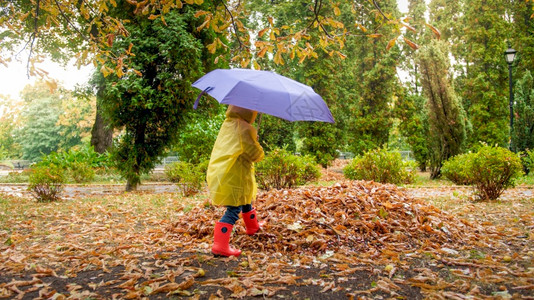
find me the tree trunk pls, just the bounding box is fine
[90,102,113,154]
[125,179,139,191]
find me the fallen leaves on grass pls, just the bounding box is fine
[0,180,532,299]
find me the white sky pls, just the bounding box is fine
[0,57,94,101]
[0,0,410,104]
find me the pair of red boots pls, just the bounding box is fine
[212,209,262,257]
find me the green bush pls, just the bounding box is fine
[468,146,523,200]
[28,164,65,202]
[173,109,225,164]
[38,144,110,183]
[164,161,206,196]
[442,153,473,185]
[69,161,96,183]
[520,149,534,175]
[343,148,416,185]
[0,169,31,184]
[255,148,321,190]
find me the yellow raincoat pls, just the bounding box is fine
[207,105,264,206]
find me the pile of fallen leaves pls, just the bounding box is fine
[169,180,489,257]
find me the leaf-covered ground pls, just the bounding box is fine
[0,177,533,299]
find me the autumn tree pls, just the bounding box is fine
[14,81,92,161]
[0,96,22,159]
[1,0,425,186]
[98,3,227,191]
[417,40,467,178]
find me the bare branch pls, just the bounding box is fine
[221,0,243,49]
[53,0,87,39]
[25,0,40,78]
[372,0,390,21]
[307,0,332,38]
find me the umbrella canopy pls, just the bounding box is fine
[192,68,334,123]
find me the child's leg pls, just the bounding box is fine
[241,204,253,214]
[220,206,242,225]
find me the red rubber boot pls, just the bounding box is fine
[212,222,241,257]
[242,209,264,235]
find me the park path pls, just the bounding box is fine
[0,183,179,199]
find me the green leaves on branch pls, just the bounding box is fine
[28,164,65,202]
[442,146,523,200]
[255,148,321,190]
[343,148,416,185]
[164,160,207,196]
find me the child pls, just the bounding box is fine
[206,105,265,257]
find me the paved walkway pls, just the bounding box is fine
[0,183,180,199]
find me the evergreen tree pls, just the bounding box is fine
[417,40,467,178]
[403,0,428,95]
[395,92,431,170]
[343,0,402,155]
[512,71,534,152]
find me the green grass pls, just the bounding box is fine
[515,173,534,185]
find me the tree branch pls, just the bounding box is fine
[372,0,390,21]
[53,0,87,39]
[25,0,40,78]
[221,0,243,49]
[307,0,332,38]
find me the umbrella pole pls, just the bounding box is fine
[256,113,262,131]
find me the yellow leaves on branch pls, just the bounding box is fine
[386,37,397,51]
[184,0,204,4]
[355,23,368,32]
[367,33,383,38]
[333,5,341,16]
[100,65,113,78]
[403,37,419,50]
[425,23,442,40]
[206,38,225,54]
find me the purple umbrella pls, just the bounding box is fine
[192,68,335,123]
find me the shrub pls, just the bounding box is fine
[0,169,31,184]
[28,164,65,202]
[343,148,416,185]
[255,148,321,190]
[442,153,473,185]
[173,109,225,164]
[40,144,110,169]
[520,149,534,175]
[164,161,206,196]
[69,161,95,183]
[39,145,110,183]
[468,146,523,200]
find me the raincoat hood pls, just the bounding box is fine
[226,105,258,124]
